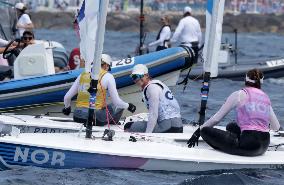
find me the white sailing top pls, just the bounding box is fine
[171,16,202,47]
[148,26,171,47]
[143,80,181,133]
[17,14,32,37]
[64,73,129,109]
[201,90,280,131]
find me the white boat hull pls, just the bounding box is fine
[0,133,283,172]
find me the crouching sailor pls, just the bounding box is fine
[125,64,183,133]
[63,54,136,126]
[188,69,280,156]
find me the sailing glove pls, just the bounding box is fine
[187,128,201,148]
[127,103,136,113]
[62,106,71,116]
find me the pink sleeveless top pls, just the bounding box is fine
[236,87,271,132]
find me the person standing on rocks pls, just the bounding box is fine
[170,6,202,63]
[147,16,172,51]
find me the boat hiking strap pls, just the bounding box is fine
[198,72,211,127]
[143,83,164,102]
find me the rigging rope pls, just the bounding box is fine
[178,44,205,92]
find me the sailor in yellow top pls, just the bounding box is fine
[63,54,136,126]
[76,69,108,110]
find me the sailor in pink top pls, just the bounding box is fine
[236,87,271,132]
[188,69,280,156]
[202,87,279,131]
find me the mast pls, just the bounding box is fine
[86,0,109,139]
[198,0,225,126]
[76,0,109,139]
[139,0,144,55]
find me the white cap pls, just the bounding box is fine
[101,54,112,65]
[15,2,25,10]
[132,64,148,75]
[184,6,192,14]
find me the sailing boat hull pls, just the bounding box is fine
[0,133,283,172]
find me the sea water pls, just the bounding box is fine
[0,30,283,185]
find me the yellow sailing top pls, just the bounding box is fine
[76,69,108,110]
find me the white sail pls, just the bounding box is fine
[203,0,225,77]
[77,0,109,77]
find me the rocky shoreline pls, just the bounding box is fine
[30,11,284,33]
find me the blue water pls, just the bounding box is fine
[34,29,284,61]
[1,29,284,185]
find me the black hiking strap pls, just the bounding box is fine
[143,83,164,102]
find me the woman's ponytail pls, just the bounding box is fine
[245,69,264,89]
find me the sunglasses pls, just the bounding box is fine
[23,36,33,41]
[130,74,144,81]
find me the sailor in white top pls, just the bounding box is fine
[148,16,172,51]
[15,3,34,37]
[125,64,183,133]
[171,6,202,63]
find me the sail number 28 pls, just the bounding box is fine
[111,57,134,68]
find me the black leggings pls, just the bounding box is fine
[200,123,270,156]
